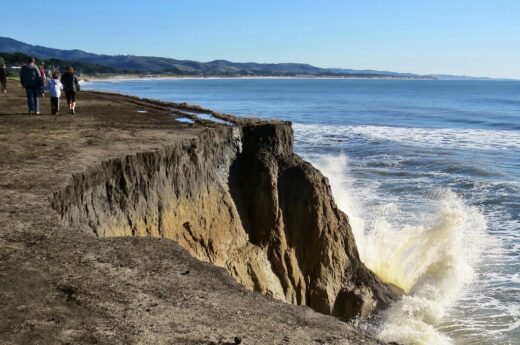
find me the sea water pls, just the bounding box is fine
[83,78,520,345]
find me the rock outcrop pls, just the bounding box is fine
[51,120,399,321]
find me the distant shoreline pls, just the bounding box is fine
[81,74,435,82]
[80,74,519,83]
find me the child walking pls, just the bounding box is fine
[47,71,63,115]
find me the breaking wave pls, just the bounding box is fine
[314,154,489,345]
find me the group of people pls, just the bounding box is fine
[19,57,80,115]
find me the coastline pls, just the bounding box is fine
[0,80,397,345]
[80,74,518,83]
[81,73,434,82]
[79,77,520,345]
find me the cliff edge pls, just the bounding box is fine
[0,81,398,344]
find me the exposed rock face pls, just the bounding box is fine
[51,121,399,321]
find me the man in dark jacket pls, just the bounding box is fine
[0,63,7,93]
[20,57,42,115]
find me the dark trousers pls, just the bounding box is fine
[65,90,76,104]
[51,97,60,114]
[25,88,39,113]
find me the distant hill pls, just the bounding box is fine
[0,51,116,74]
[326,68,420,78]
[0,37,510,79]
[425,74,514,81]
[0,37,426,77]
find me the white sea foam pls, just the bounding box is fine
[294,123,520,150]
[313,154,490,345]
[312,155,368,244]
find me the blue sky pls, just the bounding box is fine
[3,0,520,78]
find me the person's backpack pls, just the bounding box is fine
[21,65,42,88]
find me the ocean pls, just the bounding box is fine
[83,78,520,345]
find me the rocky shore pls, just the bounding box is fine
[0,80,399,344]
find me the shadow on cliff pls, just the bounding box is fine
[228,123,401,320]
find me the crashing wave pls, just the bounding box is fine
[314,154,489,345]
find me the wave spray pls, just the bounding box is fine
[314,154,488,345]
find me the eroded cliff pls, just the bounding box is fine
[50,119,399,321]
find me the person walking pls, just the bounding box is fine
[60,66,80,115]
[0,63,7,93]
[47,71,63,114]
[38,63,47,97]
[20,57,43,115]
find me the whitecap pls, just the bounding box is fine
[294,123,520,151]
